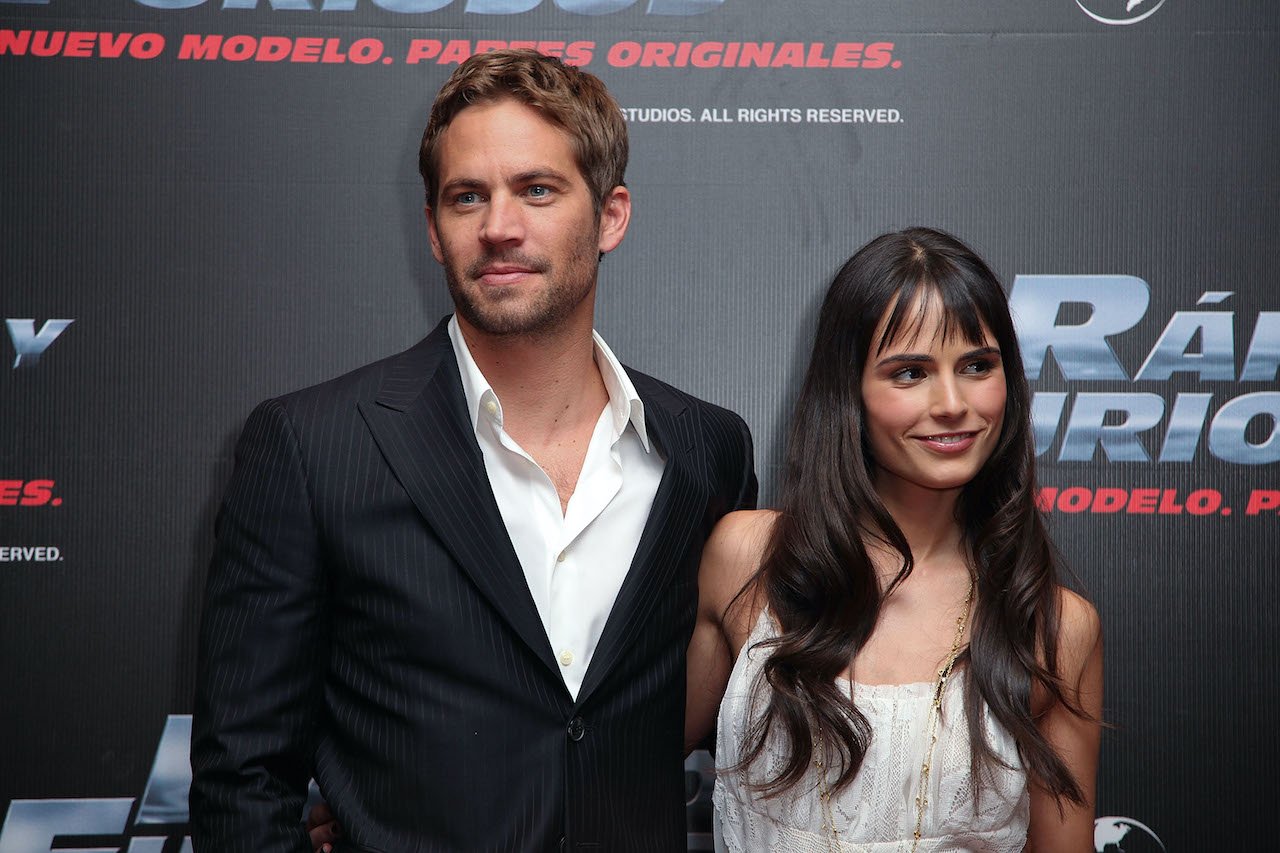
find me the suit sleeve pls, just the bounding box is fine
[731,414,759,512]
[191,398,325,853]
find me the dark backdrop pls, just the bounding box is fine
[3,1,1277,849]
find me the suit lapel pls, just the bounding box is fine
[357,320,559,678]
[575,378,708,707]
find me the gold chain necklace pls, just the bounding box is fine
[911,580,974,851]
[814,744,841,850]
[814,580,975,853]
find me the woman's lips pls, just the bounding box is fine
[912,431,979,453]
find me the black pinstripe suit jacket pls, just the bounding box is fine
[190,317,757,853]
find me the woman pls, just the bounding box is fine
[685,227,1102,851]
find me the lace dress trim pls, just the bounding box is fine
[713,612,1029,853]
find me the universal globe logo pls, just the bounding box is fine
[1094,816,1167,852]
[1076,0,1167,26]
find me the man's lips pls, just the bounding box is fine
[911,431,980,453]
[476,266,538,285]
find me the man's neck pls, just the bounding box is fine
[455,314,609,449]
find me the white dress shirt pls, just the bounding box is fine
[448,316,665,699]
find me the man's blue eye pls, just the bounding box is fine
[527,186,550,198]
[456,192,479,205]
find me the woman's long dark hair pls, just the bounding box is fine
[736,227,1087,805]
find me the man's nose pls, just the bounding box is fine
[480,194,524,246]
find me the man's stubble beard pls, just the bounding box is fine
[443,231,601,339]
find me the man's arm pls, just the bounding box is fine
[731,415,758,512]
[191,398,328,852]
[683,409,758,754]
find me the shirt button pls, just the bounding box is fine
[556,551,566,563]
[483,399,498,417]
[559,649,574,667]
[566,717,585,742]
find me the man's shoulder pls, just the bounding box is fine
[275,348,403,409]
[624,366,747,430]
[268,321,452,417]
[624,366,755,503]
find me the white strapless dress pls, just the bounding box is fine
[713,612,1029,853]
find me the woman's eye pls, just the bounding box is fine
[892,366,926,381]
[963,359,996,375]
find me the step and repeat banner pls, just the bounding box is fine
[2,1,1276,850]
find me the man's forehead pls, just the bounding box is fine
[437,100,579,168]
[443,97,568,143]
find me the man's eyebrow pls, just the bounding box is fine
[511,168,572,185]
[439,170,572,194]
[439,177,485,194]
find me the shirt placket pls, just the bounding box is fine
[548,412,623,696]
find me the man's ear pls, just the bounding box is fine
[596,186,631,255]
[426,204,444,264]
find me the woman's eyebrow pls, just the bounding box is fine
[873,353,933,368]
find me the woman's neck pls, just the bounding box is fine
[869,481,967,581]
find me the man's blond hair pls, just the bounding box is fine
[420,49,628,215]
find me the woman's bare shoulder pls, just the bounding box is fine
[707,509,778,553]
[1055,586,1103,682]
[699,510,778,631]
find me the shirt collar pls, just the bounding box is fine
[447,315,651,452]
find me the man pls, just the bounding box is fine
[191,49,756,852]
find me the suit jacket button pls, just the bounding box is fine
[567,717,585,741]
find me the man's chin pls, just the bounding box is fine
[456,304,556,338]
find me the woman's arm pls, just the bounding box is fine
[307,802,340,852]
[684,510,775,754]
[1025,588,1103,852]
